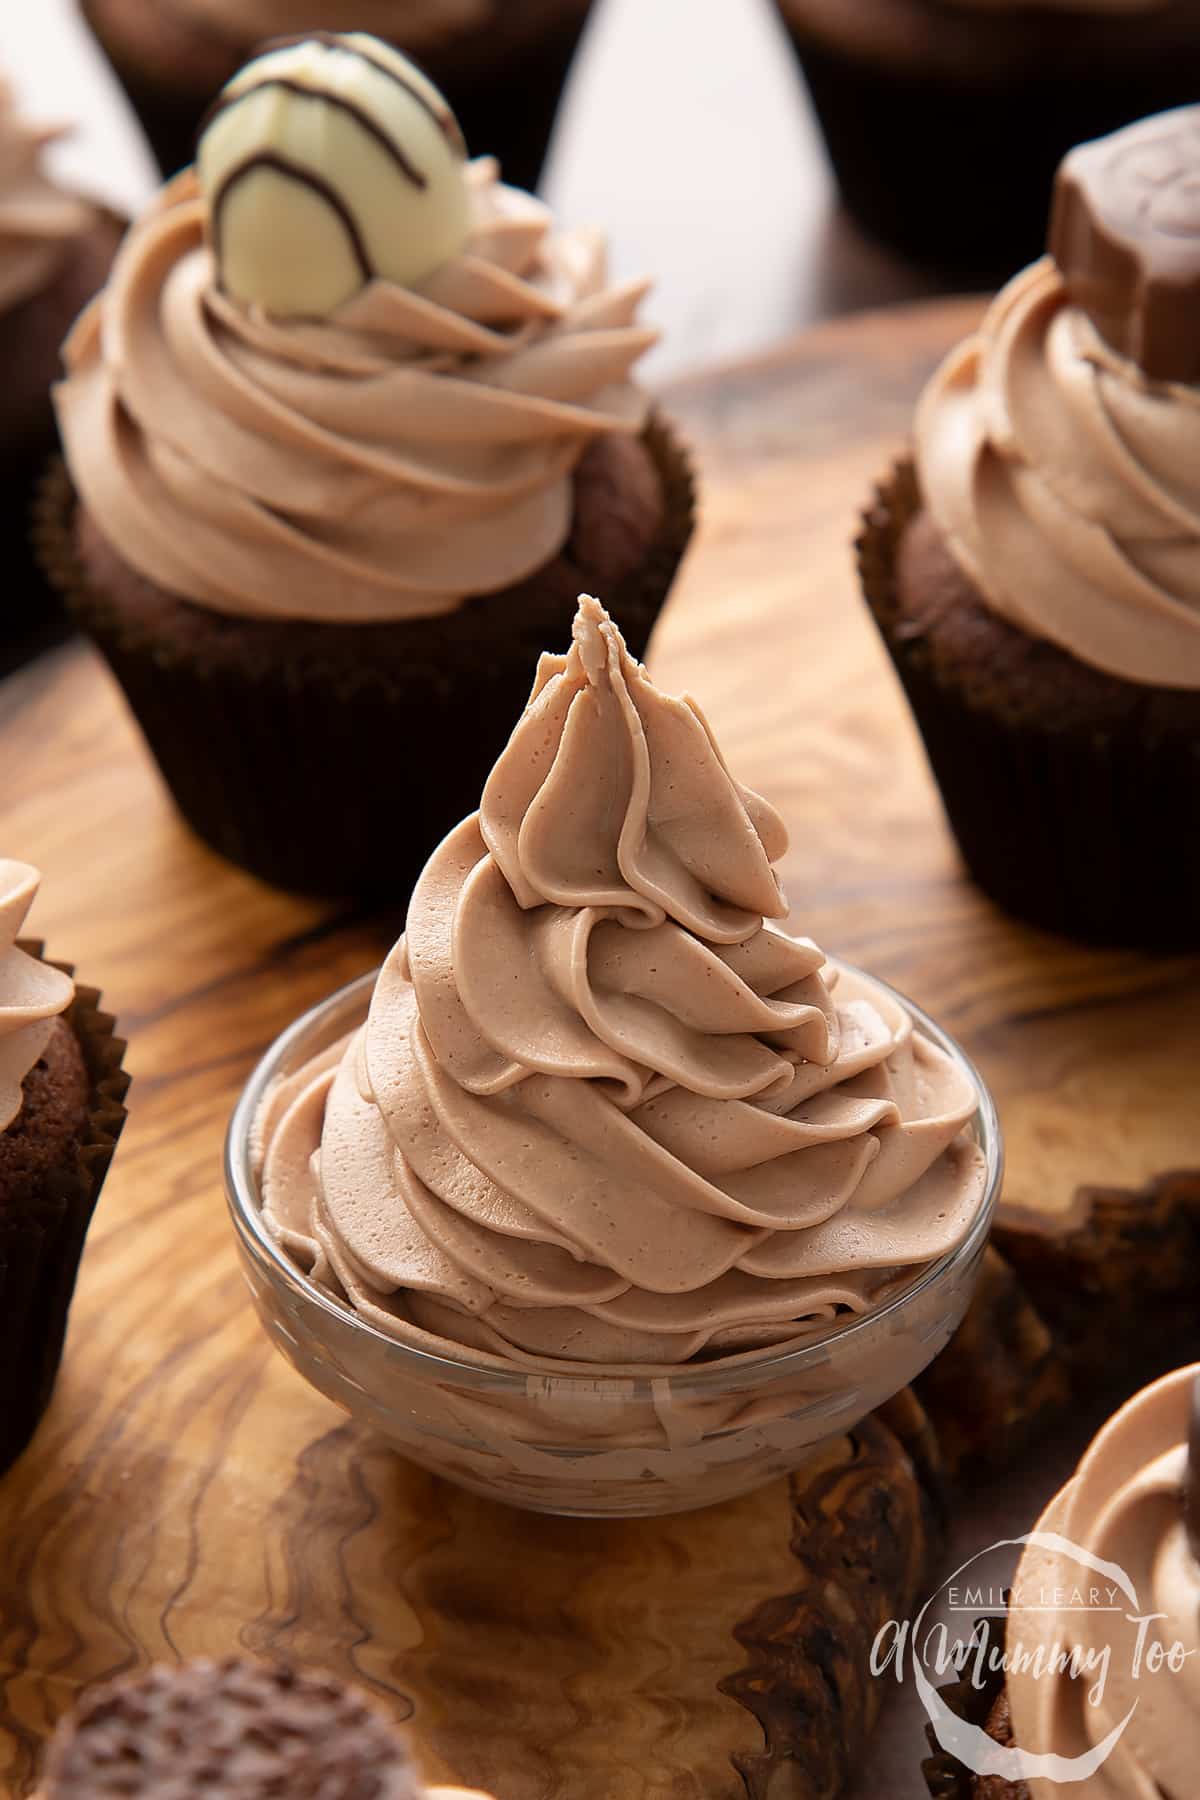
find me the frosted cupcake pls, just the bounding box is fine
[0,860,129,1475]
[43,34,691,897]
[34,1656,492,1798]
[0,78,121,675]
[229,596,999,1514]
[923,1362,1200,1797]
[859,107,1200,947]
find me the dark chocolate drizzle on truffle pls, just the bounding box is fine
[200,78,429,189]
[1050,104,1200,384]
[39,1657,420,1798]
[259,31,467,158]
[210,151,375,291]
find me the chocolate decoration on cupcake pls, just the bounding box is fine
[37,1658,423,1798]
[197,33,471,316]
[1050,104,1200,383]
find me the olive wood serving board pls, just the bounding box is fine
[2,297,1198,1800]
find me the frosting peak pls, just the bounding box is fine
[0,79,93,316]
[55,156,654,622]
[257,599,987,1370]
[0,861,75,1132]
[479,595,789,937]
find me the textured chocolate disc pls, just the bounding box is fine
[1049,105,1200,383]
[40,1657,420,1797]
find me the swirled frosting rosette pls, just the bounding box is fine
[0,860,74,1133]
[54,43,655,625]
[916,103,1200,690]
[256,597,988,1372]
[1004,1364,1200,1798]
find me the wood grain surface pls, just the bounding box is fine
[2,296,1199,1800]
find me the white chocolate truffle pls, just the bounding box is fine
[196,32,471,317]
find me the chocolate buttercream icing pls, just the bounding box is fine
[35,1656,491,1798]
[915,249,1200,688]
[0,861,74,1134]
[54,151,653,621]
[256,597,987,1371]
[1005,1363,1200,1799]
[0,78,94,317]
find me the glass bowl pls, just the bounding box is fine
[225,966,1002,1518]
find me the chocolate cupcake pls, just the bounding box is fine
[81,0,593,193]
[859,107,1200,948]
[34,1655,492,1797]
[0,859,129,1476]
[772,0,1200,280]
[43,34,692,899]
[0,79,122,677]
[922,1363,1200,1798]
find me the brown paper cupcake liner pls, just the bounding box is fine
[723,1400,945,1799]
[35,415,694,900]
[857,460,1200,949]
[995,1170,1200,1403]
[913,1246,1068,1485]
[2,945,130,1475]
[913,1170,1200,1488]
[921,1664,1018,1799]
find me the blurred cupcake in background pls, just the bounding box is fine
[41,33,692,898]
[858,106,1200,949]
[772,0,1200,279]
[80,0,595,193]
[0,76,122,677]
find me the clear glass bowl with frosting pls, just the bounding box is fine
[226,963,999,1517]
[224,595,1001,1517]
